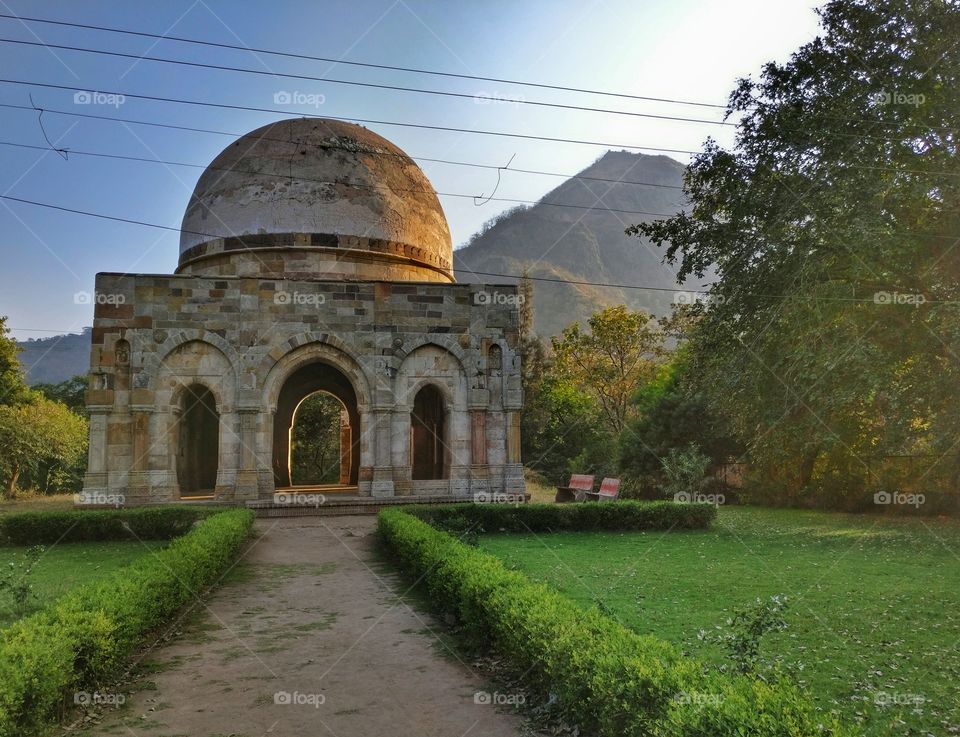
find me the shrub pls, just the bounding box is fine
[0,507,211,546]
[0,508,252,737]
[408,500,717,534]
[378,508,855,737]
[659,443,712,499]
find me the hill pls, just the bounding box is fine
[453,150,704,337]
[17,329,91,385]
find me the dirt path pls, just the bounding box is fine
[82,516,526,737]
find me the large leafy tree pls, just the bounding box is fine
[551,306,663,435]
[0,396,87,496]
[631,0,960,500]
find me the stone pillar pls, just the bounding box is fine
[80,407,110,502]
[469,409,489,499]
[471,410,487,466]
[369,407,395,497]
[126,405,153,505]
[235,408,261,501]
[390,407,411,496]
[504,410,526,496]
[339,409,352,486]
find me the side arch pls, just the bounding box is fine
[142,329,242,394]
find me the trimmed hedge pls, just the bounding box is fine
[408,499,717,533]
[0,507,214,546]
[0,508,253,737]
[378,507,855,737]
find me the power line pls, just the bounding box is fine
[0,36,735,127]
[0,12,729,110]
[0,110,685,190]
[3,134,955,243]
[2,97,957,184]
[0,14,946,143]
[0,139,680,218]
[0,78,704,156]
[1,193,954,304]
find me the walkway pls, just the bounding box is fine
[84,517,525,737]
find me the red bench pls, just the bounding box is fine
[584,477,620,502]
[554,474,595,503]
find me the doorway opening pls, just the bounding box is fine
[289,391,351,486]
[411,385,446,480]
[177,384,219,496]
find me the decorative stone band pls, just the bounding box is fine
[177,232,453,275]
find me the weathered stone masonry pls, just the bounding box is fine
[83,275,525,503]
[83,117,525,505]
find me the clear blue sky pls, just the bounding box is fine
[0,0,824,340]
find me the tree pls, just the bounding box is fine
[33,375,87,415]
[620,353,742,486]
[551,306,663,435]
[629,0,960,503]
[290,392,343,485]
[0,317,29,407]
[0,395,87,496]
[521,372,611,484]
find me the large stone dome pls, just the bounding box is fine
[177,118,454,281]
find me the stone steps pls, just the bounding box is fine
[246,493,528,517]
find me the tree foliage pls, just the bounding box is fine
[33,375,87,415]
[551,306,662,435]
[0,317,29,407]
[630,0,960,504]
[0,396,87,497]
[290,392,343,485]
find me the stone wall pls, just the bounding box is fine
[82,273,525,505]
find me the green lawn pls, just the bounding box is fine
[480,506,960,736]
[0,539,166,627]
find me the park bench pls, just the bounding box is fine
[583,477,620,502]
[554,474,595,503]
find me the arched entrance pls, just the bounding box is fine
[289,391,351,485]
[273,362,360,488]
[177,384,220,496]
[411,385,446,480]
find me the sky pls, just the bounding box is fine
[0,0,825,340]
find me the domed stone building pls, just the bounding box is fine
[82,119,525,506]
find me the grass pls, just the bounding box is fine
[480,505,960,737]
[0,493,76,514]
[0,539,166,627]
